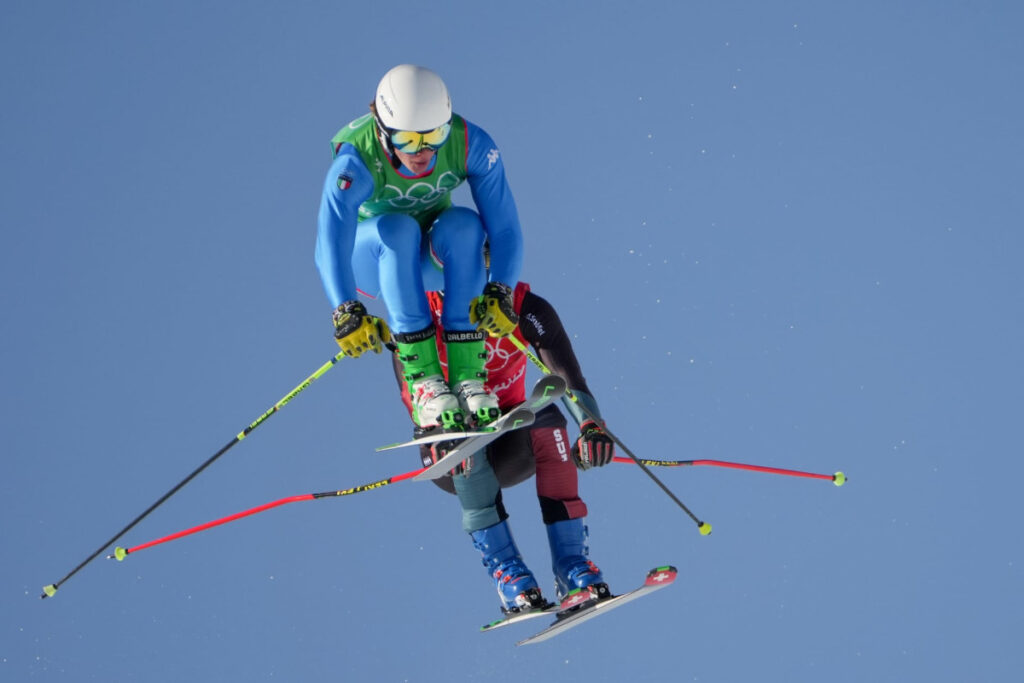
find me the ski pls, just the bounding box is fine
[412,407,535,480]
[516,566,678,646]
[480,602,560,633]
[411,375,567,482]
[376,427,494,451]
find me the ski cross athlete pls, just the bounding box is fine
[313,63,618,615]
[391,283,619,615]
[316,64,521,432]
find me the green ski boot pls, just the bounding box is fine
[445,330,499,426]
[394,327,462,429]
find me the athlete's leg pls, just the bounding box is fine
[531,417,607,601]
[455,445,544,611]
[353,214,432,334]
[532,422,588,523]
[451,452,507,533]
[425,206,487,331]
[426,206,496,424]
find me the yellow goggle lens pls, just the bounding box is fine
[390,123,452,154]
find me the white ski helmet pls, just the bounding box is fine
[374,64,451,132]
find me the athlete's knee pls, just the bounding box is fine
[461,489,509,533]
[435,206,484,234]
[430,207,485,257]
[453,457,500,508]
[374,214,422,254]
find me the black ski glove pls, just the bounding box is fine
[572,419,615,470]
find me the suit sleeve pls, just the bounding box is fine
[463,119,523,288]
[517,290,604,427]
[314,144,374,308]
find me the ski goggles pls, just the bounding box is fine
[389,122,452,154]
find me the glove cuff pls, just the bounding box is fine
[333,300,366,327]
[565,389,602,427]
[392,325,437,345]
[483,281,513,298]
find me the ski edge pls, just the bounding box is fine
[376,428,494,452]
[481,603,560,632]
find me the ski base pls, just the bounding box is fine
[515,566,677,646]
[480,602,559,633]
[411,375,566,481]
[376,427,494,452]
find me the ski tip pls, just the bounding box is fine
[41,584,58,599]
[534,374,567,399]
[833,471,846,487]
[112,547,128,561]
[698,521,712,536]
[645,566,678,586]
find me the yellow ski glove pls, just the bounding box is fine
[470,282,518,338]
[333,301,391,357]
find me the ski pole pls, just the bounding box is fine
[506,335,712,536]
[110,455,842,559]
[613,457,846,486]
[41,351,347,599]
[109,467,426,560]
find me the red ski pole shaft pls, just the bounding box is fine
[611,457,846,485]
[109,468,426,560]
[110,495,314,559]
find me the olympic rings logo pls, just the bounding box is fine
[378,171,462,210]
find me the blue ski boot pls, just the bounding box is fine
[546,518,611,609]
[471,520,547,614]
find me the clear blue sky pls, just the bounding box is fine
[3,2,1021,681]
